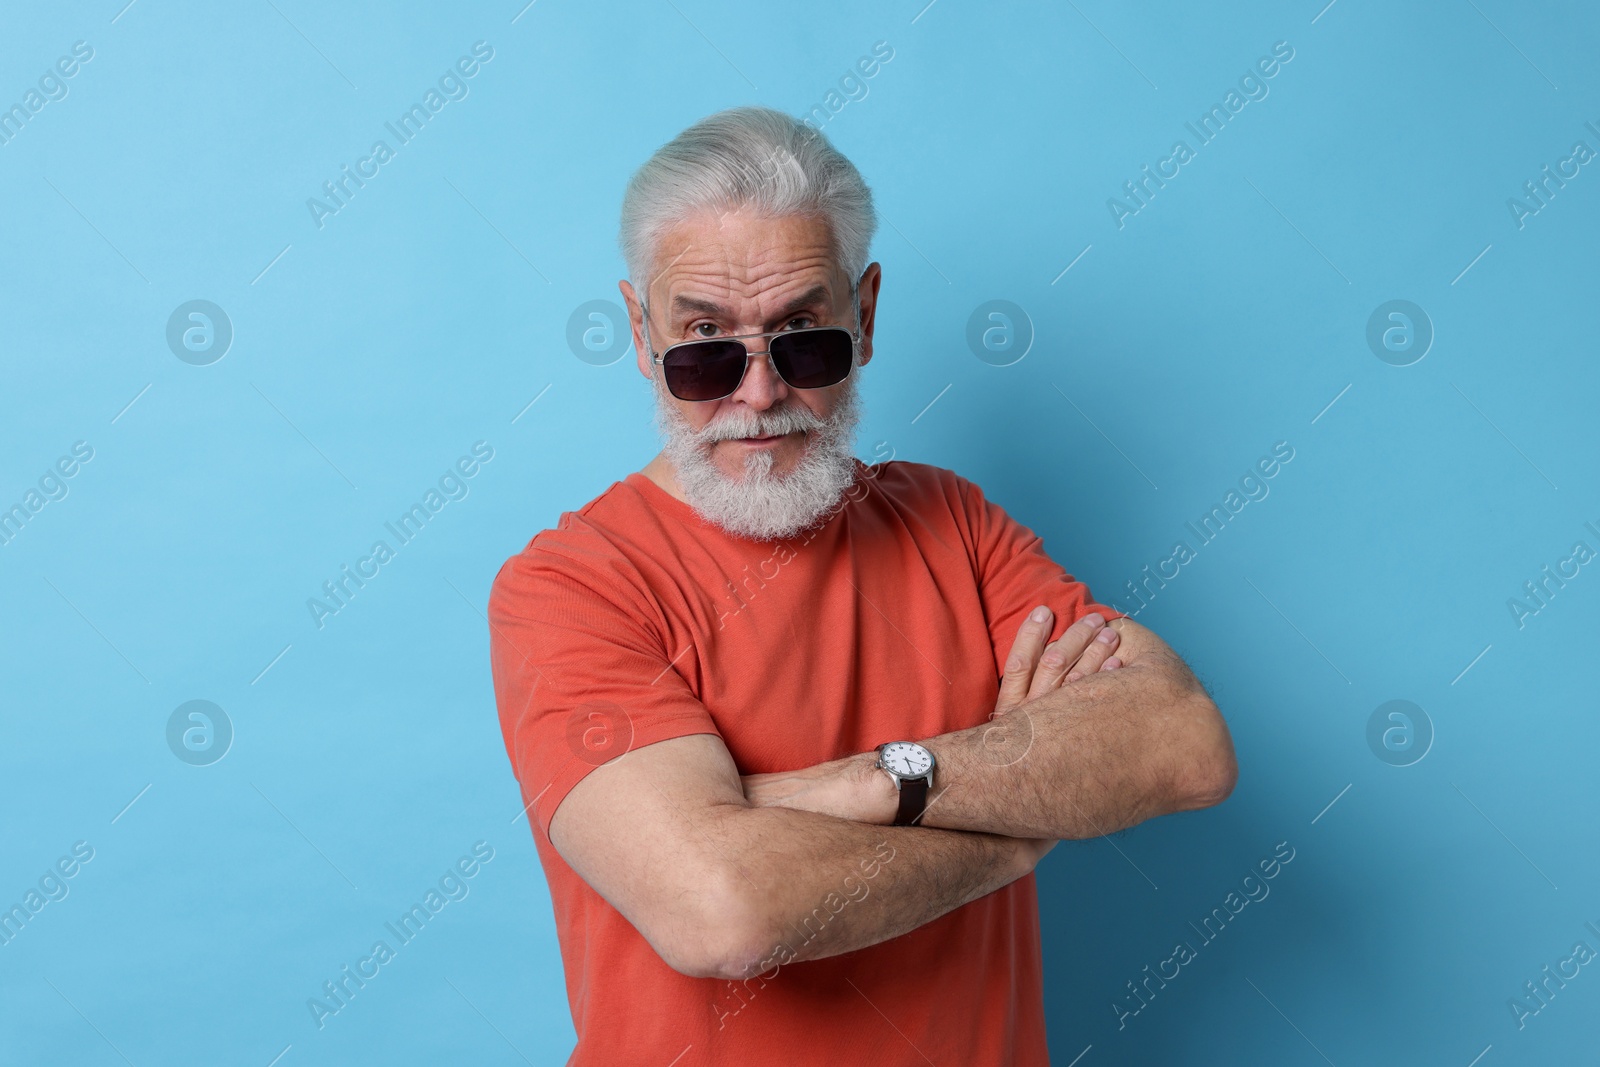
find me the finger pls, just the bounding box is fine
[1026,639,1074,698]
[1032,612,1105,692]
[1102,656,1123,670]
[1029,612,1109,698]
[996,605,1054,713]
[1074,624,1120,672]
[1063,625,1120,683]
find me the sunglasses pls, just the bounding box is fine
[644,308,860,402]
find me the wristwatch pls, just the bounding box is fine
[876,741,936,826]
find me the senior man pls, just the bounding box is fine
[488,105,1236,1065]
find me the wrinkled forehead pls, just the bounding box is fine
[646,208,849,326]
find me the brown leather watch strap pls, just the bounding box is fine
[893,775,929,826]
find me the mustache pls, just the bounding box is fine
[693,404,828,443]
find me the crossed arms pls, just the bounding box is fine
[546,607,1237,981]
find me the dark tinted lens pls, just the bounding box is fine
[771,329,853,389]
[662,340,747,401]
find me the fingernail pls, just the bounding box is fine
[1083,612,1104,627]
[1097,628,1117,643]
[1031,605,1052,624]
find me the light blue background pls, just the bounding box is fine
[2,1,1596,1064]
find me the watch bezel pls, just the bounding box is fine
[876,740,936,786]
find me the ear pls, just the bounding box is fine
[619,278,652,381]
[854,262,883,368]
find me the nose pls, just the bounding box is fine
[726,346,789,411]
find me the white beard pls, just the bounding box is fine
[650,368,863,542]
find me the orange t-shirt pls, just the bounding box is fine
[488,458,1123,1066]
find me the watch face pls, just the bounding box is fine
[880,741,933,778]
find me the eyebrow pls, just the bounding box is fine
[669,284,833,328]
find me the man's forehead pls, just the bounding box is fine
[649,210,842,313]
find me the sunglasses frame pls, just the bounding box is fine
[640,286,863,402]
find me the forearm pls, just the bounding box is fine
[746,647,1234,841]
[701,803,1035,977]
[917,656,1232,838]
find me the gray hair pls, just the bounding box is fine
[618,106,878,302]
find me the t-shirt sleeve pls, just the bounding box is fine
[487,539,721,840]
[954,474,1126,679]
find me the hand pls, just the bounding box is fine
[742,751,899,825]
[995,607,1121,715]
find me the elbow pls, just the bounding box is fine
[661,932,773,982]
[1172,694,1238,811]
[660,945,765,982]
[649,869,780,981]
